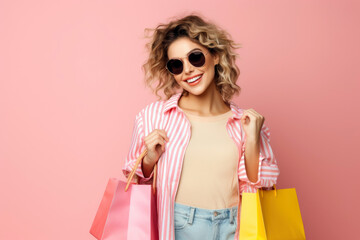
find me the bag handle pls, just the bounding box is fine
[259,184,277,198]
[125,148,157,194]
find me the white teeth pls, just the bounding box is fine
[187,75,202,83]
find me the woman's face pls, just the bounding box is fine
[167,37,219,96]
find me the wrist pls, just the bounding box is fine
[143,155,155,168]
[246,136,260,144]
[143,155,150,165]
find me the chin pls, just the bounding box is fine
[184,88,207,96]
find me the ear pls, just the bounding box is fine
[213,53,220,65]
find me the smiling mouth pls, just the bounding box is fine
[185,74,203,83]
[185,74,203,86]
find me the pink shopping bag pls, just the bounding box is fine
[90,149,159,240]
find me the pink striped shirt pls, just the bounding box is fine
[122,92,280,240]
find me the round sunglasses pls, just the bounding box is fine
[166,50,209,75]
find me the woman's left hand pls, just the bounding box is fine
[240,109,265,141]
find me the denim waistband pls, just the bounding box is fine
[174,202,238,224]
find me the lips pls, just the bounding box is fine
[183,74,203,82]
[186,74,202,86]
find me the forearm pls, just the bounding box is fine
[244,136,260,183]
[141,155,156,178]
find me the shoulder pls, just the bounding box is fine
[230,102,244,114]
[134,99,167,122]
[228,99,245,120]
[137,92,181,117]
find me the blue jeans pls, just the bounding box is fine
[174,202,238,240]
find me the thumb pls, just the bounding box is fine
[241,117,246,125]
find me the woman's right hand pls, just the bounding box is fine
[143,129,169,166]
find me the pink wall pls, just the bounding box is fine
[1,0,359,239]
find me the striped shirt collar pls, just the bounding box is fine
[163,92,242,120]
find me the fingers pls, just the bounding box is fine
[242,109,265,124]
[146,129,169,142]
[144,129,169,152]
[145,134,166,152]
[154,129,169,142]
[243,109,257,119]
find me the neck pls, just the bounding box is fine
[179,81,231,116]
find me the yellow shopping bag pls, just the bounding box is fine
[239,185,306,240]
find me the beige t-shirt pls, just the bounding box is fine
[174,109,239,210]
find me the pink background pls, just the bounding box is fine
[1,0,359,239]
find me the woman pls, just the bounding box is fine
[122,13,280,240]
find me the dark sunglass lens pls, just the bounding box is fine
[189,51,205,67]
[167,59,183,74]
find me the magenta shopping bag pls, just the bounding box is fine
[90,149,158,240]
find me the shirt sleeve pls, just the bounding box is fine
[121,110,154,184]
[238,123,280,194]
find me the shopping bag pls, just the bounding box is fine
[89,149,159,240]
[239,185,306,240]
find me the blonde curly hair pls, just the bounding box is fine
[142,13,242,103]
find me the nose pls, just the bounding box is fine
[183,59,194,75]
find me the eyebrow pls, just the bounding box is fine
[188,48,202,54]
[168,48,202,60]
